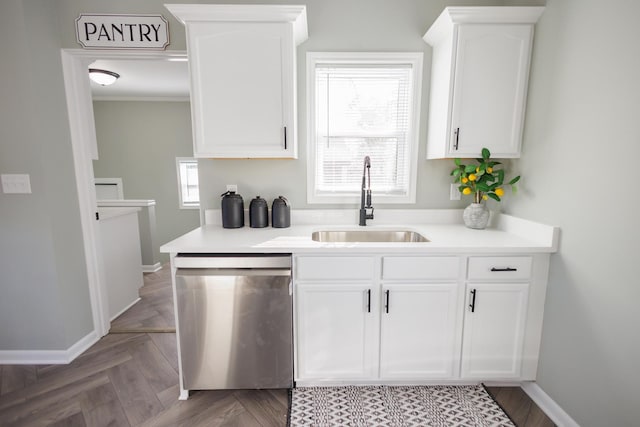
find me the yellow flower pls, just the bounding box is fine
[476,167,480,173]
[468,174,477,182]
[495,188,505,197]
[462,187,472,195]
[487,167,493,173]
[483,194,488,200]
[461,177,468,184]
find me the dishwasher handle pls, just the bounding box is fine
[176,268,291,277]
[174,254,291,269]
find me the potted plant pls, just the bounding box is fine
[451,148,520,229]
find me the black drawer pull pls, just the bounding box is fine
[366,289,371,313]
[454,127,460,150]
[384,289,390,313]
[284,126,287,150]
[491,267,517,272]
[469,289,477,313]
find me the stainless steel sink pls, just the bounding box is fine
[311,230,429,243]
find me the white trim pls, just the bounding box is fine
[445,6,544,24]
[483,381,523,387]
[175,157,200,209]
[165,4,308,45]
[306,52,422,205]
[61,48,188,343]
[93,95,190,102]
[61,49,110,338]
[62,48,188,61]
[142,262,163,273]
[0,330,99,365]
[521,382,581,427]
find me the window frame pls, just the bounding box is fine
[176,157,200,209]
[306,52,423,204]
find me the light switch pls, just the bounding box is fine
[1,174,32,194]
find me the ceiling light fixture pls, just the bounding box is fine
[88,68,120,86]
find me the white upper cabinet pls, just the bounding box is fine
[166,5,308,158]
[423,7,544,159]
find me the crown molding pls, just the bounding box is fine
[165,4,308,46]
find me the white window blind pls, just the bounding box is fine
[307,53,422,203]
[176,158,199,208]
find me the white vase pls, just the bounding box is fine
[463,203,490,229]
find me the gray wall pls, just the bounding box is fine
[506,0,639,425]
[0,0,92,350]
[92,101,200,261]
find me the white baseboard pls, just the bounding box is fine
[142,263,162,273]
[0,330,99,365]
[483,381,523,387]
[521,382,580,427]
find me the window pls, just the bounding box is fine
[176,158,200,209]
[307,52,423,203]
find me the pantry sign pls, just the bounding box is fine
[76,14,169,50]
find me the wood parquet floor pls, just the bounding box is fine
[110,265,175,333]
[0,332,288,426]
[0,265,555,427]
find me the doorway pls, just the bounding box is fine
[61,49,189,338]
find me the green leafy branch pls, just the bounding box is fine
[451,148,520,203]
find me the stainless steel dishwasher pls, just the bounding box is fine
[174,254,292,390]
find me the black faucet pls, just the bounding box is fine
[359,156,374,226]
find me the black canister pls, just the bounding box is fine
[271,196,290,228]
[249,196,269,228]
[221,191,244,228]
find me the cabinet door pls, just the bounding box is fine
[461,283,529,379]
[188,22,295,158]
[380,283,459,379]
[295,283,377,380]
[450,24,533,158]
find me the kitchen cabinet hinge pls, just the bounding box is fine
[95,212,99,221]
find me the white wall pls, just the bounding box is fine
[507,0,640,425]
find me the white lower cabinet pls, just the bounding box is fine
[461,283,529,379]
[379,283,459,379]
[295,283,377,380]
[294,254,546,385]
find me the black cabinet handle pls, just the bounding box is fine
[366,289,371,313]
[491,267,517,272]
[469,289,477,313]
[384,289,390,313]
[284,126,287,150]
[454,127,460,150]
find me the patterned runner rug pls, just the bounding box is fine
[288,385,514,426]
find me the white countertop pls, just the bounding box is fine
[161,210,559,254]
